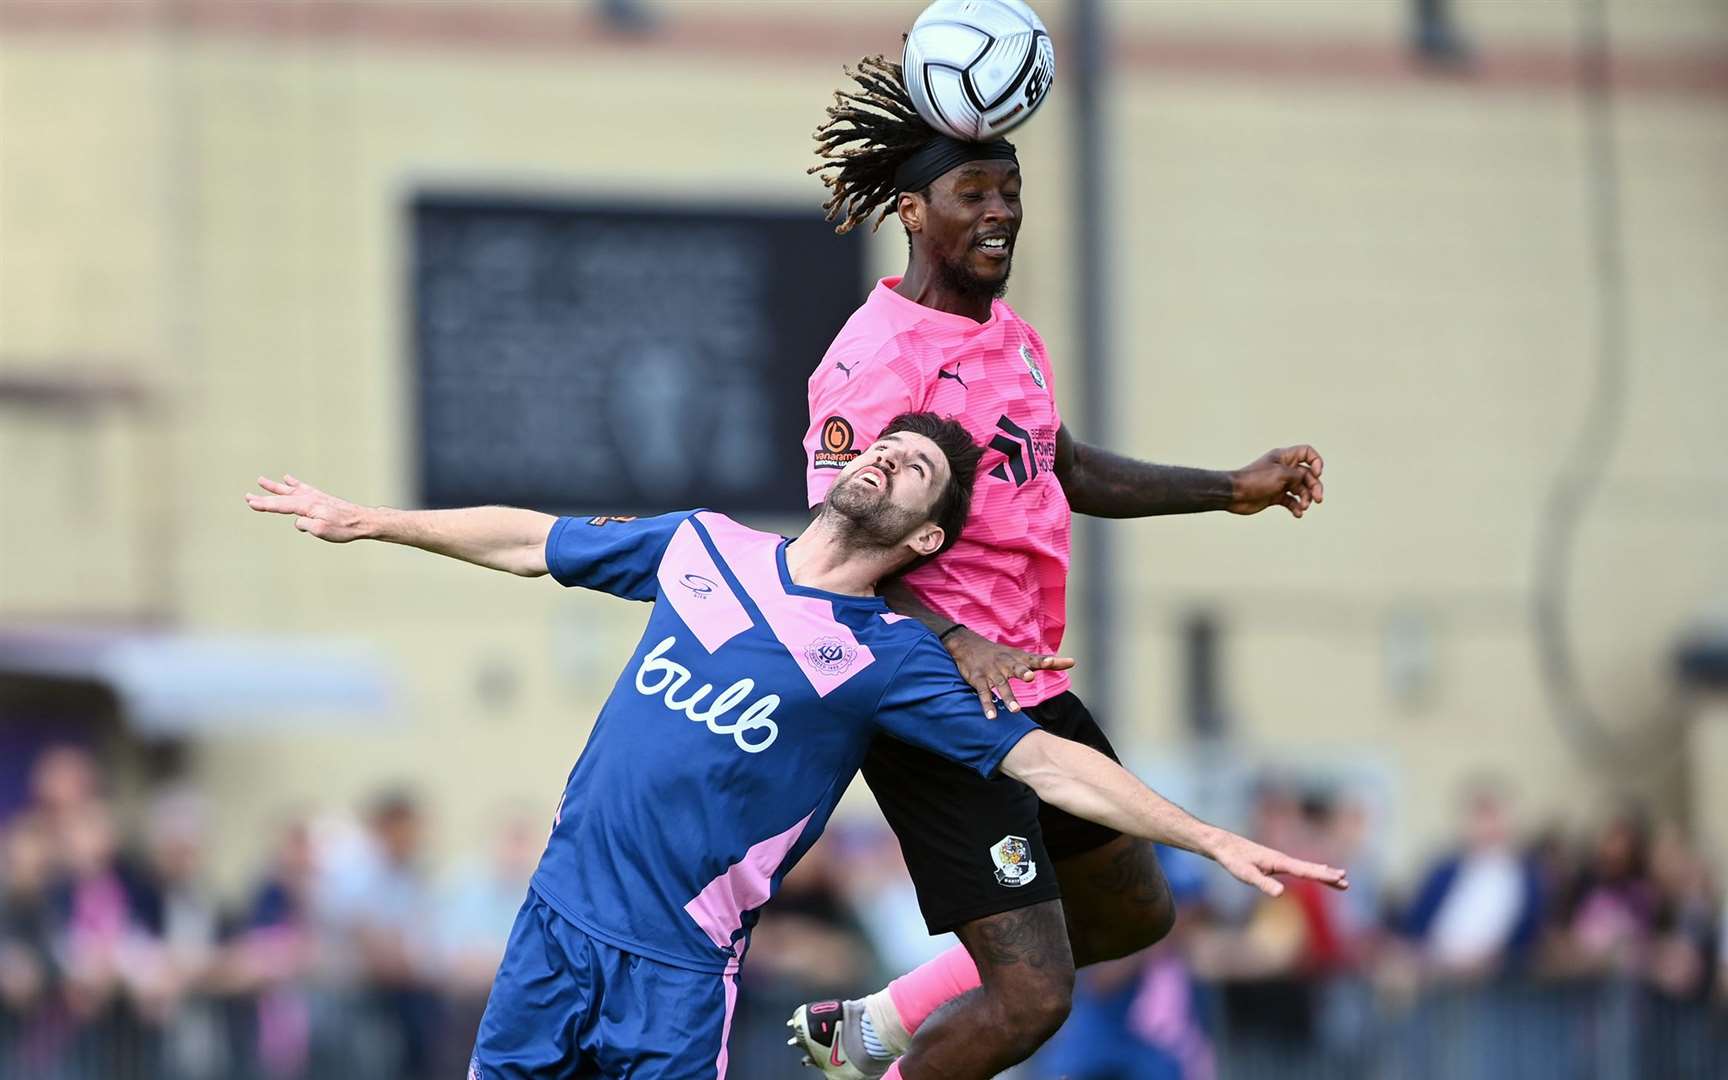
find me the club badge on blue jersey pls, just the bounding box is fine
[804,635,859,676]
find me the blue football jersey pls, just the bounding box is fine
[530,510,1037,973]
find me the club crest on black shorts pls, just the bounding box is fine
[990,834,1037,887]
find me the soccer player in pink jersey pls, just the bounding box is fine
[786,58,1333,1080]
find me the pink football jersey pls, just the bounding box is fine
[804,278,1071,706]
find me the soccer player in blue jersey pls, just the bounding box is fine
[246,412,1343,1079]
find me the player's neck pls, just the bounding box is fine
[894,262,994,324]
[787,515,898,598]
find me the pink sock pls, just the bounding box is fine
[883,1063,904,1080]
[886,943,981,1035]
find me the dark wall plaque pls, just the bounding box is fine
[412,194,865,516]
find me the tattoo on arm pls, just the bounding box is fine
[961,902,1073,971]
[1054,425,1233,518]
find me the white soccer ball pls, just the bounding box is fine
[902,0,1055,142]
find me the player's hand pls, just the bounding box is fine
[1208,832,1349,898]
[1228,445,1325,519]
[942,627,1075,720]
[244,475,372,543]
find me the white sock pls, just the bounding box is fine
[857,1011,891,1061]
[861,988,913,1059]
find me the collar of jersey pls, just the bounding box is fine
[775,539,890,610]
[875,276,1003,334]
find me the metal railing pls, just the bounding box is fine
[0,988,485,1080]
[1206,976,1728,1080]
[2,977,1723,1079]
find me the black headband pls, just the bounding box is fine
[893,136,1019,194]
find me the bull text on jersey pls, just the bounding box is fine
[633,636,781,753]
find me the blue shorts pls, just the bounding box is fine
[470,890,738,1079]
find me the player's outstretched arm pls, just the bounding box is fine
[1053,425,1325,520]
[1000,729,1348,898]
[245,474,556,577]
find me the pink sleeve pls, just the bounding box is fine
[803,348,921,508]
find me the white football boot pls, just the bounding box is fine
[786,998,890,1079]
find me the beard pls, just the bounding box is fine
[935,248,1012,304]
[824,473,925,550]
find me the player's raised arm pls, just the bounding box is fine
[245,474,555,576]
[1000,729,1349,898]
[1053,424,1326,520]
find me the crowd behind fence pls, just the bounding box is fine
[2,746,1724,1079]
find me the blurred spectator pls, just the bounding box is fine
[439,809,540,994]
[54,801,142,1020]
[27,745,102,821]
[19,745,105,868]
[1188,783,1358,1074]
[1193,784,1353,982]
[38,796,185,1079]
[0,815,71,1080]
[241,818,321,945]
[1400,778,1543,979]
[323,790,441,1079]
[131,791,224,1002]
[230,817,325,1079]
[1525,822,1581,937]
[1289,792,1360,974]
[1645,821,1716,1000]
[0,819,57,1017]
[107,789,230,1078]
[834,824,955,975]
[437,808,543,1072]
[1564,809,1657,974]
[1034,847,1216,1080]
[1327,794,1385,946]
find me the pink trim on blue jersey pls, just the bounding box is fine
[696,512,877,698]
[658,519,753,653]
[685,808,818,951]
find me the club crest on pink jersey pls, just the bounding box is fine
[1018,344,1045,389]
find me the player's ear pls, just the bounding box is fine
[897,191,923,235]
[909,522,943,559]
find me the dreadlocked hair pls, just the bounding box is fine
[810,54,938,235]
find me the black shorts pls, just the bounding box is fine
[861,691,1123,935]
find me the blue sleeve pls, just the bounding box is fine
[872,637,1037,778]
[543,510,691,601]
